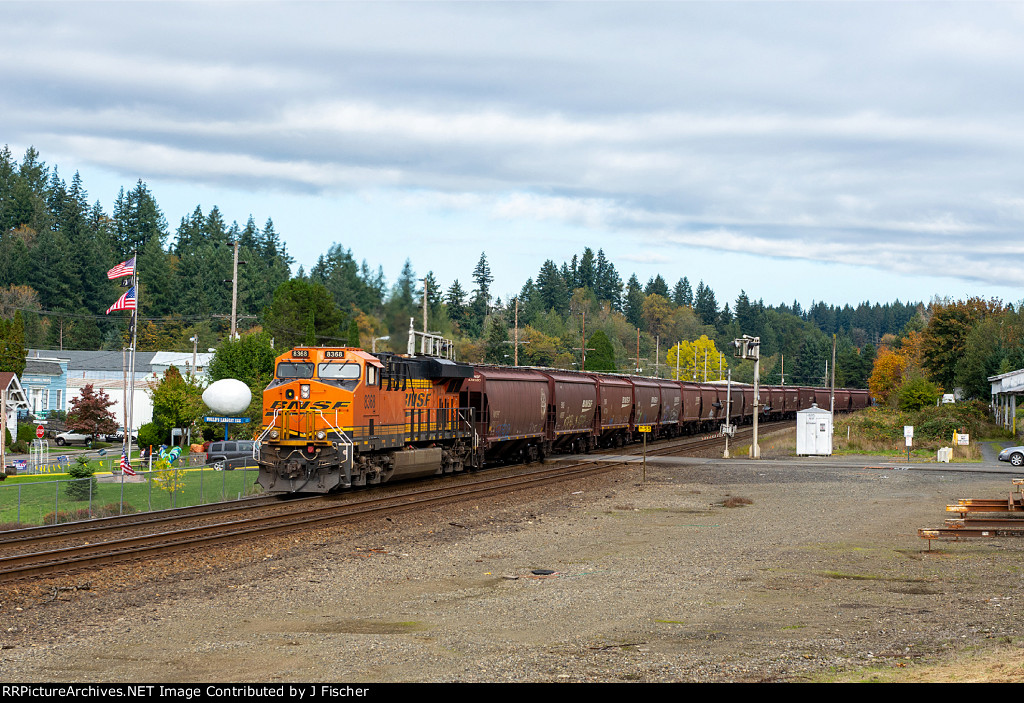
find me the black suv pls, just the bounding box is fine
[205,440,259,470]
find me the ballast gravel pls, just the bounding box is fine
[2,431,1023,683]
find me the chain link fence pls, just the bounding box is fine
[0,465,263,528]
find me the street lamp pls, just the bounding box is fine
[372,335,390,353]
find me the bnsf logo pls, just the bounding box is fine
[581,399,593,410]
[405,392,431,408]
[268,400,347,410]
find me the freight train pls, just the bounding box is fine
[255,343,869,494]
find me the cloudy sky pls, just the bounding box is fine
[4,1,1024,310]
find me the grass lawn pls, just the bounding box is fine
[0,465,262,527]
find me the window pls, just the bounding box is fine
[366,365,377,386]
[276,362,314,379]
[317,362,361,380]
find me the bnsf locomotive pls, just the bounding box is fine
[256,344,869,494]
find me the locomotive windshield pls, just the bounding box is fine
[317,362,361,380]
[276,362,314,378]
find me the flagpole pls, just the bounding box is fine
[125,250,139,466]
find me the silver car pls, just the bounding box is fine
[997,445,1024,467]
[54,431,93,446]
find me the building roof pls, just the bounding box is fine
[29,349,158,374]
[23,359,64,377]
[151,351,215,369]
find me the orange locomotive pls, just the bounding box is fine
[257,346,477,493]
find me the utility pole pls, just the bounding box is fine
[230,239,239,340]
[503,298,530,366]
[572,309,595,371]
[1,382,6,477]
[830,333,837,413]
[630,328,646,373]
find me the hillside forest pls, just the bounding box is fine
[1,145,1020,414]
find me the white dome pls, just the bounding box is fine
[202,378,252,415]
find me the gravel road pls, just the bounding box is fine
[2,431,1023,683]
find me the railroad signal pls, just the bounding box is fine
[733,335,760,360]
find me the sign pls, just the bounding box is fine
[903,425,914,439]
[204,416,251,424]
[36,425,44,438]
[638,425,652,433]
[956,433,970,446]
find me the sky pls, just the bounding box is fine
[3,1,1024,311]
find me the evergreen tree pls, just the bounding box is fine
[263,279,344,348]
[446,280,469,332]
[693,281,718,326]
[536,260,570,316]
[624,274,645,328]
[586,329,617,371]
[673,277,692,307]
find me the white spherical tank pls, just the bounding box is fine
[202,378,252,415]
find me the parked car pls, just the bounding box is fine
[205,440,259,470]
[102,428,138,443]
[998,445,1024,467]
[54,431,93,446]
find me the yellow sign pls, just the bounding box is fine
[638,425,652,433]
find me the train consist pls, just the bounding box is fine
[256,345,869,493]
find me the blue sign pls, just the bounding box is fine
[204,416,251,424]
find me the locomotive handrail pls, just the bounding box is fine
[256,409,280,444]
[317,410,354,449]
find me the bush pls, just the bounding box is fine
[66,456,97,501]
[138,422,165,450]
[17,422,36,443]
[898,377,942,412]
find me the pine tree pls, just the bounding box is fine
[673,277,692,307]
[694,281,718,326]
[624,274,645,328]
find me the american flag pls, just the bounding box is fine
[106,287,136,314]
[107,256,136,280]
[120,451,136,476]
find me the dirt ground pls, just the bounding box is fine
[2,431,1023,683]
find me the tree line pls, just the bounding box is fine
[8,144,998,408]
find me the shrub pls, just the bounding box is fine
[898,377,941,412]
[17,422,36,443]
[138,422,164,450]
[65,456,97,501]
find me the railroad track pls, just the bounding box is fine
[0,422,777,582]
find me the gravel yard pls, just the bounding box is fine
[2,430,1023,683]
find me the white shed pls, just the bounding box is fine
[796,403,833,456]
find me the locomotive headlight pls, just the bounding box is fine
[269,430,279,439]
[316,430,326,440]
[301,384,310,399]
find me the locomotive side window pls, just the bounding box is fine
[276,362,314,378]
[317,362,361,380]
[366,365,377,386]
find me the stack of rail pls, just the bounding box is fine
[918,478,1024,542]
